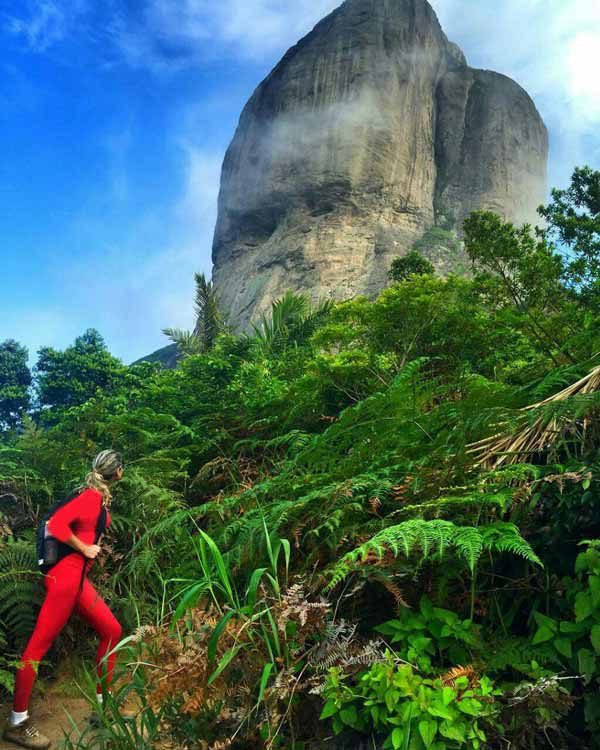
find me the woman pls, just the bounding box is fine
[3,450,124,750]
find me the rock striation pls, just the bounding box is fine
[211,0,548,330]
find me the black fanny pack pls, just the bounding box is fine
[37,491,107,577]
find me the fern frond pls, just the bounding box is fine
[327,520,541,588]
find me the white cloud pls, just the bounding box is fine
[51,136,224,362]
[431,0,600,117]
[175,143,222,234]
[128,145,222,349]
[430,0,600,185]
[4,0,342,69]
[138,0,341,63]
[4,0,87,52]
[565,30,600,122]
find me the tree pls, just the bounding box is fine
[34,329,126,412]
[538,166,600,306]
[164,273,225,357]
[463,211,579,365]
[0,340,31,431]
[388,251,435,283]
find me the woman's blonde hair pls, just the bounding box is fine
[84,450,122,506]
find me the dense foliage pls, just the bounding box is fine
[0,340,31,431]
[1,167,600,749]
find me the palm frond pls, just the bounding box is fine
[467,364,600,468]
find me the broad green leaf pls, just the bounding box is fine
[439,721,466,742]
[532,624,555,645]
[578,648,596,681]
[418,719,438,747]
[427,705,453,720]
[553,637,572,659]
[420,597,434,619]
[589,575,600,606]
[391,728,404,750]
[376,620,402,636]
[320,700,338,720]
[457,698,482,716]
[560,620,586,634]
[408,636,433,652]
[575,592,592,621]
[340,705,358,726]
[533,612,558,631]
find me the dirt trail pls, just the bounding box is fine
[1,692,91,749]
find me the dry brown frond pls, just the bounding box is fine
[308,621,386,678]
[538,470,592,493]
[466,365,600,469]
[441,665,479,690]
[137,580,336,748]
[357,549,398,568]
[293,520,308,549]
[375,575,409,612]
[277,583,330,641]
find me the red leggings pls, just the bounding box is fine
[14,559,122,712]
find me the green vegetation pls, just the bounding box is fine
[1,167,600,748]
[0,340,31,431]
[163,272,225,356]
[389,250,435,282]
[322,661,500,749]
[34,329,133,414]
[413,227,462,257]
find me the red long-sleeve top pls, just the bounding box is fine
[48,488,111,546]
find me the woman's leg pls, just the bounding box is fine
[75,579,122,696]
[13,571,80,713]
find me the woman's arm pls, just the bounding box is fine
[47,489,102,559]
[63,534,101,559]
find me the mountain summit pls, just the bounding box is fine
[212,0,548,330]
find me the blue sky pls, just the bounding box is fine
[1,0,599,364]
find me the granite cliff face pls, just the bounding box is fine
[212,0,548,330]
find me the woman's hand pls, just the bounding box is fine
[83,544,101,559]
[65,534,102,559]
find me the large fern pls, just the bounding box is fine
[0,538,41,644]
[327,520,542,588]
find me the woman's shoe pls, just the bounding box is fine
[3,718,51,749]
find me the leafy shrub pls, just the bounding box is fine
[321,657,500,749]
[529,540,600,735]
[375,597,479,672]
[413,227,461,257]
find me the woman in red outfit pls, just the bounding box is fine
[3,450,124,750]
